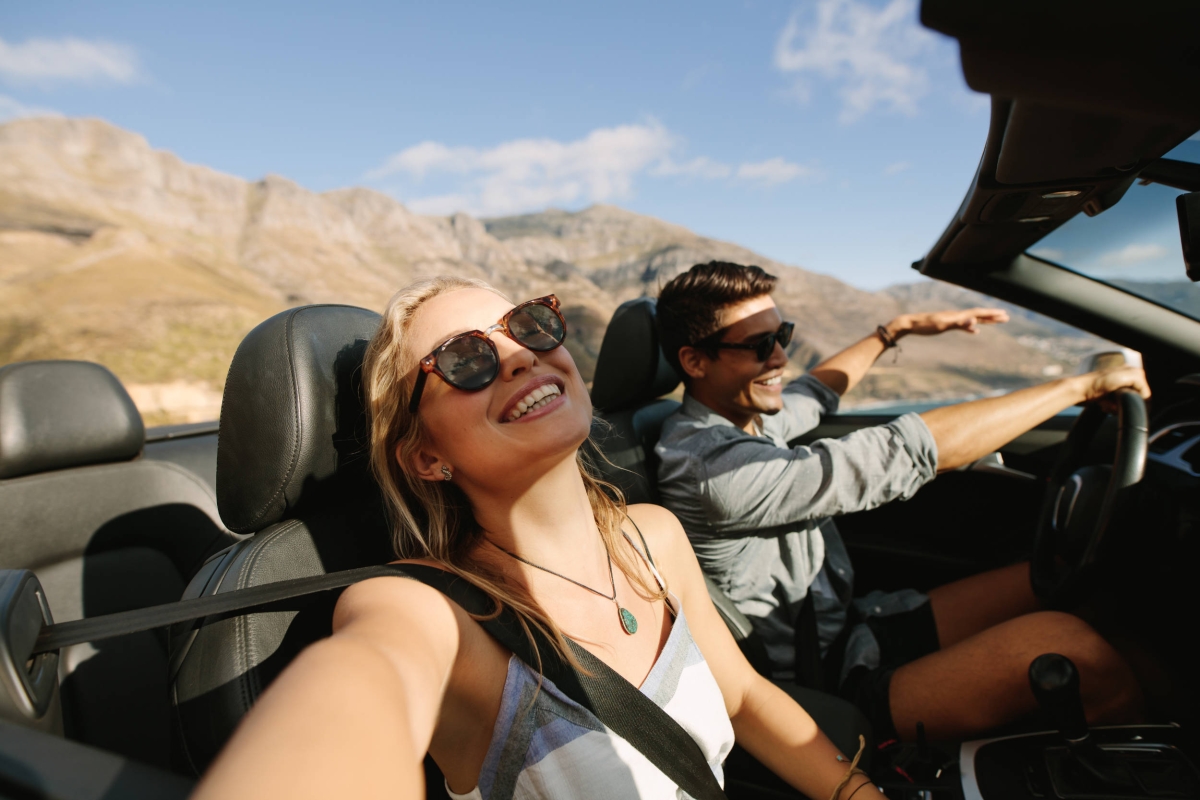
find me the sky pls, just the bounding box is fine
[0,0,997,290]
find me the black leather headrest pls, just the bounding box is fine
[216,305,382,534]
[0,361,144,479]
[590,298,681,412]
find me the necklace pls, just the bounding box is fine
[487,538,638,635]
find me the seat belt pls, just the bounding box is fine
[794,592,825,691]
[31,564,727,800]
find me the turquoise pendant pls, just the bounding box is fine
[619,606,638,635]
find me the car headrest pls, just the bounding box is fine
[590,297,681,412]
[216,304,382,534]
[0,361,144,480]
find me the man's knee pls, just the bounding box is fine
[1017,611,1140,720]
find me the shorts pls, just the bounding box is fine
[834,600,940,741]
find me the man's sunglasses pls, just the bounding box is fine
[408,295,567,413]
[698,321,795,362]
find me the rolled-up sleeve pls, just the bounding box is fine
[700,412,938,534]
[773,375,841,442]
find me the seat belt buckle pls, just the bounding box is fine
[0,570,62,733]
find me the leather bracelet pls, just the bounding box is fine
[846,778,878,800]
[829,735,868,800]
[875,325,898,349]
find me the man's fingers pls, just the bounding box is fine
[969,307,1010,324]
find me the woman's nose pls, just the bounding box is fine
[494,334,537,380]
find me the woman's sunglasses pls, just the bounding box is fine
[408,295,567,413]
[699,321,795,362]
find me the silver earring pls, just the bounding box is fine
[441,465,452,481]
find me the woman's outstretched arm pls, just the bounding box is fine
[629,504,884,800]
[192,577,462,800]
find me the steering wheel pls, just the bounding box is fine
[1031,389,1148,608]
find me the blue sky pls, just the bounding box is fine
[1,0,994,289]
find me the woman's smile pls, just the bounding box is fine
[501,375,567,423]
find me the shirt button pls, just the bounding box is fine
[874,606,882,614]
[837,568,846,576]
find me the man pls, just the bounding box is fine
[654,261,1147,742]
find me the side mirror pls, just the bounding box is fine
[1176,191,1200,281]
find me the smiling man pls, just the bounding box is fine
[654,261,1149,743]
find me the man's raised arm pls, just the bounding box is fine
[809,307,1010,396]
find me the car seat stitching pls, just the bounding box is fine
[239,521,305,705]
[241,305,372,530]
[243,308,304,529]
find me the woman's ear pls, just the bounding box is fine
[408,444,446,483]
[677,346,708,381]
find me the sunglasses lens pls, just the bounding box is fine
[756,336,774,361]
[778,323,794,349]
[437,335,498,390]
[509,302,565,351]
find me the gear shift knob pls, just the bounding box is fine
[1029,653,1089,743]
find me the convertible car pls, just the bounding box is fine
[2,2,1199,798]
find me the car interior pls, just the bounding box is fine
[3,2,1200,799]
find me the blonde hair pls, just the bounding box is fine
[362,276,666,669]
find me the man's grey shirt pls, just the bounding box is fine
[655,375,939,678]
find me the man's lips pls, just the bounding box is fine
[753,374,784,388]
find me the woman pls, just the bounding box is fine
[193,277,885,800]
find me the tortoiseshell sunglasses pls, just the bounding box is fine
[408,295,567,413]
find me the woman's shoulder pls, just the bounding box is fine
[334,559,463,639]
[624,503,693,573]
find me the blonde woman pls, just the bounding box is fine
[194,278,885,800]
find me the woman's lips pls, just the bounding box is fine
[498,375,566,422]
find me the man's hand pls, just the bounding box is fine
[1075,366,1151,413]
[888,307,1010,339]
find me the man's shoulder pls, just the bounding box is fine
[658,403,746,456]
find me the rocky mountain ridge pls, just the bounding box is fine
[0,116,1098,423]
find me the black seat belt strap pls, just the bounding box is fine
[30,564,727,800]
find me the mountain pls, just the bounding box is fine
[0,116,1105,423]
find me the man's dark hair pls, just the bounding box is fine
[656,261,777,377]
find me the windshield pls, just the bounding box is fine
[1027,137,1200,321]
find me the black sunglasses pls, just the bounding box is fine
[408,295,567,413]
[699,321,794,362]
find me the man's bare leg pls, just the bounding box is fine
[888,611,1144,741]
[927,562,1039,648]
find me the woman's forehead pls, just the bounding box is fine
[410,288,513,352]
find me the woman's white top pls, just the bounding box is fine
[445,591,735,800]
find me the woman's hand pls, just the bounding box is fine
[887,307,1010,339]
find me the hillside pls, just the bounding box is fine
[0,116,1106,423]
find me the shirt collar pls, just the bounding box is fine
[681,392,757,433]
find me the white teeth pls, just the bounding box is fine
[757,376,782,386]
[506,383,561,421]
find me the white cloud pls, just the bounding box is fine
[736,157,814,185]
[651,155,732,179]
[369,122,813,216]
[0,94,60,121]
[368,122,676,216]
[1097,243,1170,268]
[774,0,938,123]
[0,36,139,85]
[1028,247,1066,263]
[884,160,911,175]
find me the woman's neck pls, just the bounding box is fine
[465,452,603,568]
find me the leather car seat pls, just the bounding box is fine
[587,298,874,776]
[588,298,776,670]
[168,305,397,775]
[0,360,235,768]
